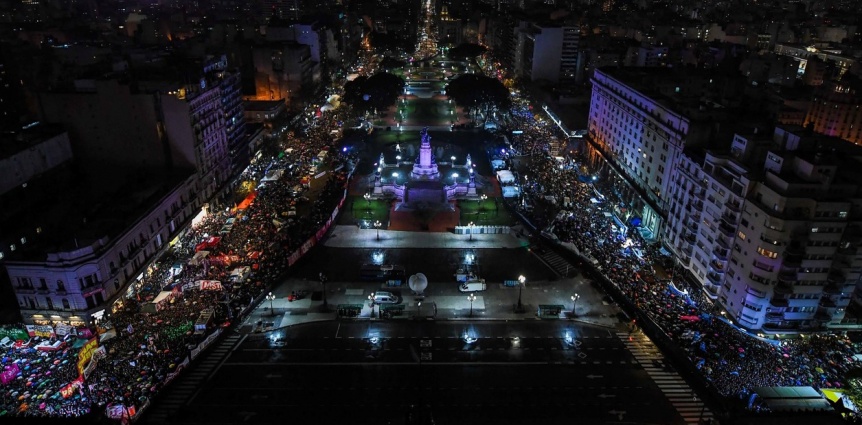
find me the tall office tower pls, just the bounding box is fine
[511,20,578,85]
[804,77,862,146]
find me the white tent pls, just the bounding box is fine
[189,250,210,266]
[261,169,285,182]
[496,170,515,184]
[502,186,520,198]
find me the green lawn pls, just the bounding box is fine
[343,196,392,227]
[458,198,515,226]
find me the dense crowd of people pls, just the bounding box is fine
[509,118,862,414]
[0,110,356,420]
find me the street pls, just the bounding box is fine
[164,321,697,425]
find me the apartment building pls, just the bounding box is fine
[513,21,579,84]
[665,125,862,332]
[804,77,862,146]
[726,127,862,332]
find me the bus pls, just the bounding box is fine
[359,264,406,282]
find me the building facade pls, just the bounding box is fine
[804,78,862,146]
[586,68,693,239]
[4,173,199,325]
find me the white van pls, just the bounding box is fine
[459,279,487,292]
[372,291,399,304]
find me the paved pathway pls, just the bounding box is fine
[324,224,526,249]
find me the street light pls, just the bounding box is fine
[417,301,422,317]
[479,194,487,216]
[374,220,382,240]
[468,293,477,317]
[364,193,371,215]
[468,221,475,241]
[368,292,376,318]
[571,294,580,317]
[319,273,328,310]
[451,155,456,165]
[517,275,526,312]
[266,292,276,316]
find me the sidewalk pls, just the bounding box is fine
[239,274,621,334]
[324,224,527,249]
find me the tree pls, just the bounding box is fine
[379,56,407,71]
[342,72,405,116]
[446,74,511,125]
[447,43,487,60]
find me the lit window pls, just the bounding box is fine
[20,237,26,244]
[839,211,848,218]
[756,247,778,259]
[811,228,819,233]
[36,227,42,234]
[9,244,15,252]
[737,231,746,240]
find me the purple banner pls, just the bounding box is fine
[0,363,20,385]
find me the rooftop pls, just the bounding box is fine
[0,164,194,262]
[0,124,67,159]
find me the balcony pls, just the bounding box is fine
[785,242,805,256]
[762,321,800,331]
[814,310,832,321]
[837,245,858,255]
[823,284,842,295]
[765,312,784,321]
[718,221,735,237]
[684,233,696,244]
[769,297,789,307]
[782,251,803,267]
[16,287,35,294]
[828,270,846,284]
[710,260,726,272]
[707,272,723,285]
[726,202,742,213]
[774,282,794,295]
[820,297,837,308]
[842,225,862,245]
[713,247,729,261]
[687,220,699,232]
[778,270,798,283]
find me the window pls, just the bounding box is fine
[812,227,819,233]
[62,299,70,309]
[839,211,848,218]
[57,280,65,292]
[737,231,747,240]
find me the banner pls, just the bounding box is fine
[77,327,94,339]
[77,337,99,375]
[59,376,83,398]
[0,326,29,342]
[106,404,127,419]
[93,346,107,360]
[199,280,223,291]
[0,363,20,385]
[55,324,74,337]
[25,324,55,339]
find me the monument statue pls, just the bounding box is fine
[411,127,440,180]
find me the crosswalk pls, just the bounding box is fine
[617,332,713,425]
[141,333,245,424]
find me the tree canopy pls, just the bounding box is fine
[342,72,405,115]
[379,56,407,71]
[447,43,487,60]
[445,74,511,123]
